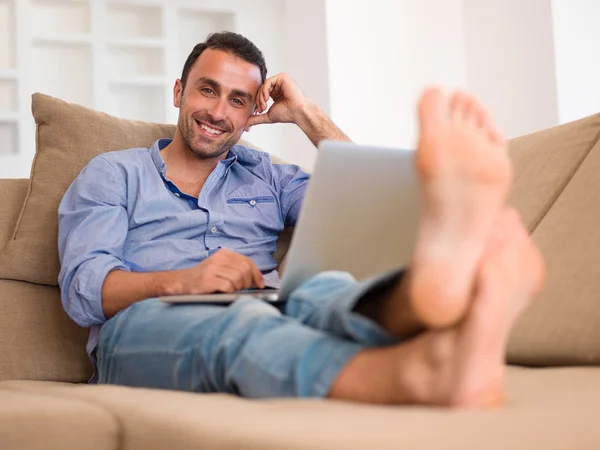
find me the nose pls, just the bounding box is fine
[207,96,227,123]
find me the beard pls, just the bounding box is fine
[179,112,241,160]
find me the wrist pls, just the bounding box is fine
[293,99,323,131]
[151,270,183,296]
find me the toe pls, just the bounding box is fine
[418,87,447,132]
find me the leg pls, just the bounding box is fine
[329,208,544,407]
[97,298,363,398]
[283,270,403,347]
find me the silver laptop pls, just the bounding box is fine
[160,140,420,304]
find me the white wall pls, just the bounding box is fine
[324,0,468,152]
[277,0,330,169]
[463,0,559,138]
[552,0,600,124]
[229,0,287,161]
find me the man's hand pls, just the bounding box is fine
[101,249,265,318]
[172,248,265,294]
[245,72,307,129]
[244,73,351,147]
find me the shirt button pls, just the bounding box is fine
[174,192,180,197]
[211,226,217,233]
[249,200,257,206]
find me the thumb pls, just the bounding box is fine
[245,113,272,131]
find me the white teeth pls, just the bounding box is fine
[200,123,224,135]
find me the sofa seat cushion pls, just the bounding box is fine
[2,366,599,450]
[0,387,118,450]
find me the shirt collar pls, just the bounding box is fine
[150,139,171,177]
[149,139,239,178]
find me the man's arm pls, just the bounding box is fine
[101,249,264,319]
[245,72,351,148]
[293,100,351,148]
[59,157,265,324]
[58,155,133,327]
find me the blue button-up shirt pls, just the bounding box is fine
[58,138,310,360]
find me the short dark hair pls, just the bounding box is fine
[180,31,267,91]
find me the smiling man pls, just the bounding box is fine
[58,32,544,407]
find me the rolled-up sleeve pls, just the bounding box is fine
[273,164,310,226]
[58,155,130,328]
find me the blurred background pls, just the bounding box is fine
[0,0,599,177]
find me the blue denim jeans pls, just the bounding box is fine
[97,270,401,398]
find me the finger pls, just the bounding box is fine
[220,251,257,289]
[253,265,265,289]
[245,113,272,130]
[211,277,236,293]
[223,252,263,289]
[259,79,275,112]
[221,261,253,290]
[240,256,264,289]
[240,256,265,289]
[215,268,245,291]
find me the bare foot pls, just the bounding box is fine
[409,88,512,327]
[329,209,545,408]
[413,208,544,407]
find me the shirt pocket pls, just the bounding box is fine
[226,195,276,207]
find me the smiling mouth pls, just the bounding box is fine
[195,119,226,136]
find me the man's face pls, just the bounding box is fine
[174,48,262,160]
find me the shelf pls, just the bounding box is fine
[31,0,90,35]
[31,42,92,107]
[107,37,165,49]
[0,0,15,69]
[0,68,17,79]
[0,122,17,155]
[177,9,234,67]
[107,84,165,123]
[32,34,92,45]
[0,112,18,122]
[0,79,17,113]
[109,76,166,87]
[108,45,163,77]
[106,3,162,39]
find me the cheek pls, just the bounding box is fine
[230,110,252,129]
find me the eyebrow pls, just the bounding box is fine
[197,77,253,102]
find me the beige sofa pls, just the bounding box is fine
[1,94,600,450]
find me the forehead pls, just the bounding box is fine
[187,48,262,95]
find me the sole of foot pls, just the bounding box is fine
[409,88,513,328]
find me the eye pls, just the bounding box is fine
[231,98,244,107]
[201,87,215,95]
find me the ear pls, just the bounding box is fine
[174,79,183,108]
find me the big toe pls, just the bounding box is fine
[418,87,447,132]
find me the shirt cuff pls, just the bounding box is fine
[73,254,130,326]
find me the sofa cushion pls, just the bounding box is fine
[507,112,600,232]
[2,367,600,449]
[0,388,118,450]
[0,93,279,286]
[0,179,28,248]
[0,279,92,382]
[508,137,600,366]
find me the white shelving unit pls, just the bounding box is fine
[0,0,237,177]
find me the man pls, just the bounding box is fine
[58,32,544,407]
